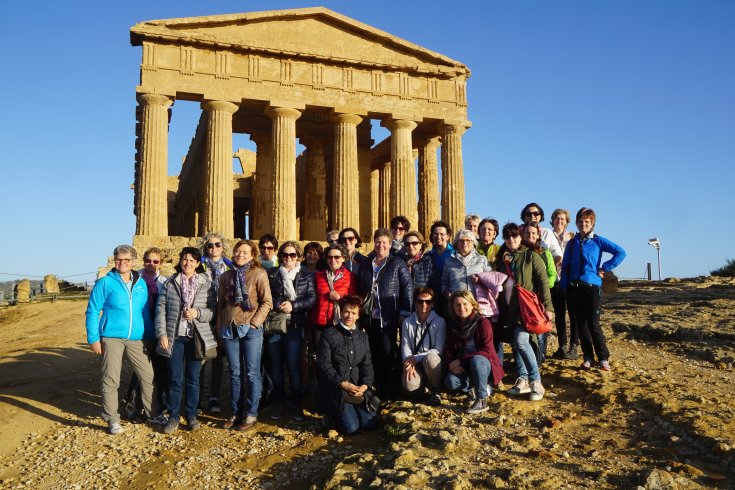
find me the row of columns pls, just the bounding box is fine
[135,93,467,241]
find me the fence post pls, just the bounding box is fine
[646,262,652,281]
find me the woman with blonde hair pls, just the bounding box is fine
[443,290,504,414]
[217,240,273,431]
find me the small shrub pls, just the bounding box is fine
[711,259,735,277]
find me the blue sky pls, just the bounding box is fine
[1,1,733,282]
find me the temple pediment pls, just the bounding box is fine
[131,7,469,78]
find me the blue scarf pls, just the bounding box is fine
[233,262,253,311]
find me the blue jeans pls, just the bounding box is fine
[513,325,541,382]
[337,402,379,435]
[538,333,547,363]
[167,337,202,419]
[443,355,492,399]
[264,326,305,404]
[223,326,263,418]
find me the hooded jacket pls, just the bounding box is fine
[85,269,152,344]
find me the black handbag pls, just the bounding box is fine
[263,310,288,335]
[363,389,381,414]
[194,328,217,360]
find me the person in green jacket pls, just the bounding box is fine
[523,221,556,363]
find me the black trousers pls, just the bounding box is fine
[366,318,399,394]
[566,283,608,362]
[551,284,577,350]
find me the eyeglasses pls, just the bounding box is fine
[415,298,433,305]
[391,226,406,231]
[206,242,222,249]
[280,253,298,259]
[144,259,160,264]
[503,233,521,240]
[260,245,274,251]
[342,236,357,242]
[114,258,132,264]
[525,211,541,217]
[327,255,343,260]
[405,241,421,246]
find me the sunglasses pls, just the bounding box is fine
[260,245,275,251]
[206,242,223,249]
[415,298,433,305]
[405,241,421,246]
[392,226,406,231]
[342,236,357,242]
[327,255,343,260]
[525,211,542,217]
[503,233,521,240]
[280,252,298,259]
[144,259,161,265]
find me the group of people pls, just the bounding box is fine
[85,202,626,436]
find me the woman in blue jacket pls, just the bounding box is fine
[560,208,626,371]
[85,245,158,435]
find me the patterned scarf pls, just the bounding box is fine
[326,267,345,325]
[140,269,159,309]
[180,273,199,310]
[203,256,231,292]
[457,248,476,268]
[232,262,253,311]
[279,264,300,301]
[452,311,481,341]
[406,252,423,272]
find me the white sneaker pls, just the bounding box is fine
[108,422,124,435]
[529,380,545,401]
[506,377,531,395]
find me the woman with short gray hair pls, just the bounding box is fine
[441,230,492,301]
[85,244,158,435]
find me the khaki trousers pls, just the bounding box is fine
[100,338,157,424]
[402,352,443,392]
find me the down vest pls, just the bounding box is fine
[308,268,357,326]
[154,272,217,356]
[357,254,413,330]
[266,267,316,326]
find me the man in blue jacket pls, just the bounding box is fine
[85,245,158,435]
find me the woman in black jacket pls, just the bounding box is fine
[357,228,413,396]
[317,295,378,435]
[264,241,316,420]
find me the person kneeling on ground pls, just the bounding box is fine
[443,290,505,414]
[317,295,379,435]
[400,287,446,405]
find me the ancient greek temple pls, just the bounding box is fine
[130,7,470,243]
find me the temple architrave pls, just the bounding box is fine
[130,7,470,247]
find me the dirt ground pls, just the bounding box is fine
[0,277,733,489]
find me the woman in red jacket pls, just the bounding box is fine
[308,244,357,355]
[444,290,504,415]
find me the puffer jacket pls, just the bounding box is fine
[266,267,316,326]
[474,271,508,319]
[560,232,626,289]
[495,245,552,327]
[442,250,493,298]
[308,267,357,327]
[317,323,374,416]
[155,272,217,356]
[357,253,413,330]
[85,269,152,344]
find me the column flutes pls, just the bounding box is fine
[332,113,363,230]
[301,138,328,240]
[202,100,238,237]
[136,93,173,236]
[384,119,418,227]
[417,137,441,239]
[378,161,391,228]
[440,123,467,235]
[251,132,272,238]
[266,106,302,240]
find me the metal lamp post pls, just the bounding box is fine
[648,238,661,280]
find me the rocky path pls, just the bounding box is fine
[0,277,733,489]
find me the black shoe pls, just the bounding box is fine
[552,349,566,359]
[425,392,442,406]
[186,417,200,431]
[563,346,578,360]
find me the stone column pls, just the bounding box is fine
[301,138,327,240]
[370,167,380,232]
[440,123,468,235]
[384,119,418,227]
[136,93,173,236]
[201,100,238,237]
[331,113,363,230]
[417,137,441,239]
[250,132,272,238]
[378,161,391,228]
[266,106,301,240]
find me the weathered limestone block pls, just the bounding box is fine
[43,275,60,294]
[602,271,619,294]
[16,279,31,303]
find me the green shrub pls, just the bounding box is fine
[711,259,735,277]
